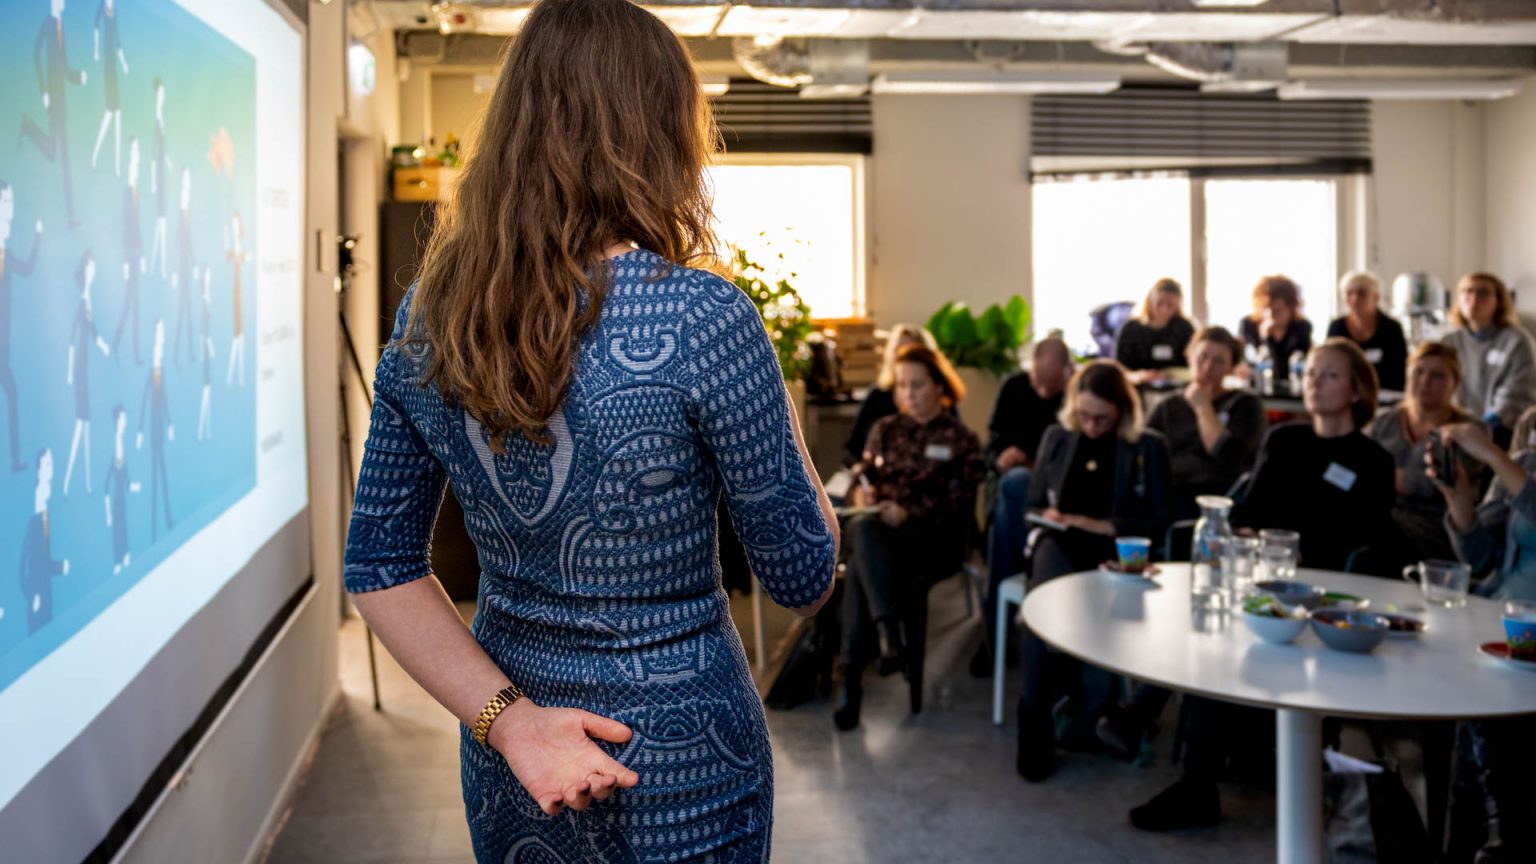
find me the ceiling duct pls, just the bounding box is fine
[731,36,871,96]
[1142,41,1288,85]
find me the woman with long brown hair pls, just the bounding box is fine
[1441,271,1536,439]
[343,2,838,860]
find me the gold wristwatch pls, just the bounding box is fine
[472,682,526,748]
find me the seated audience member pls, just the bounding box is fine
[1115,278,1195,385]
[1328,270,1408,392]
[1239,275,1313,371]
[1146,326,1266,517]
[1015,361,1172,782]
[843,323,937,467]
[835,345,983,731]
[1127,339,1395,831]
[1366,342,1478,564]
[1441,272,1536,444]
[972,335,1073,676]
[1231,338,1396,571]
[1427,416,1536,861]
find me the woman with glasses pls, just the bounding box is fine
[1014,360,1172,782]
[1441,272,1536,444]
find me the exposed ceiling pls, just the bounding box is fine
[365,0,1536,93]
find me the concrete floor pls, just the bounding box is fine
[263,577,1280,863]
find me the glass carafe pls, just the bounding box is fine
[1191,495,1235,612]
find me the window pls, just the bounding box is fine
[1032,176,1192,352]
[705,156,866,320]
[1204,179,1338,334]
[1031,175,1341,354]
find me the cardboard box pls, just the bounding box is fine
[394,166,462,202]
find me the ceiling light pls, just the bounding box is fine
[1189,0,1272,7]
[871,71,1122,96]
[701,76,731,97]
[1277,78,1523,101]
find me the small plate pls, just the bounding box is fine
[1478,641,1536,672]
[1100,561,1160,581]
[1377,613,1427,638]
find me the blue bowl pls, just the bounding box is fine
[1254,580,1327,610]
[1310,610,1389,654]
[1243,610,1308,645]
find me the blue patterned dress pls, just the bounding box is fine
[343,250,836,863]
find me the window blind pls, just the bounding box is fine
[712,78,873,154]
[1030,86,1371,179]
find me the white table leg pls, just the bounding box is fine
[751,577,767,673]
[1276,708,1323,864]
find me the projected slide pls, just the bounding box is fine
[0,0,260,691]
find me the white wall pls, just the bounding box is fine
[867,95,1033,333]
[1369,100,1487,291]
[1484,76,1536,316]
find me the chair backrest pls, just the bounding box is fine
[1089,301,1134,358]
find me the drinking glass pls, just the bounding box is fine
[1402,560,1471,608]
[1259,529,1301,580]
[1220,536,1260,605]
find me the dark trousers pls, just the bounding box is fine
[0,360,19,467]
[1449,716,1536,862]
[839,514,960,672]
[1019,531,1120,738]
[19,112,75,224]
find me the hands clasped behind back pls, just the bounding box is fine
[490,700,640,818]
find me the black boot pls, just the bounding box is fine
[875,618,904,677]
[1016,699,1056,783]
[833,666,862,732]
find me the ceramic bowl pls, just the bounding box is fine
[1242,610,1308,645]
[1309,610,1390,654]
[1254,580,1327,610]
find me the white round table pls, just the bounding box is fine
[1021,564,1536,864]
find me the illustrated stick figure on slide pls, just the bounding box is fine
[65,250,110,495]
[171,169,196,366]
[148,78,170,277]
[111,138,145,363]
[18,0,87,229]
[91,0,129,176]
[20,448,70,635]
[0,183,42,473]
[104,405,140,574]
[197,267,214,440]
[137,320,174,540]
[224,212,246,387]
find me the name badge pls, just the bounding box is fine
[924,444,954,462]
[1151,344,1174,362]
[1323,462,1358,492]
[1488,349,1507,367]
[1363,348,1383,364]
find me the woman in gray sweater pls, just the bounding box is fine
[1441,272,1536,439]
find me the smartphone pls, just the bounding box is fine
[1429,430,1459,482]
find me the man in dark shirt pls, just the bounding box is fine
[972,335,1072,676]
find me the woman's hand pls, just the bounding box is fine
[876,500,908,528]
[995,446,1028,473]
[1424,447,1478,531]
[1440,422,1501,464]
[1052,510,1115,536]
[489,700,639,818]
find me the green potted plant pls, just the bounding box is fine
[925,296,1031,377]
[926,296,1031,432]
[729,246,815,416]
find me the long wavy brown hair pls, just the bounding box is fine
[404,0,718,447]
